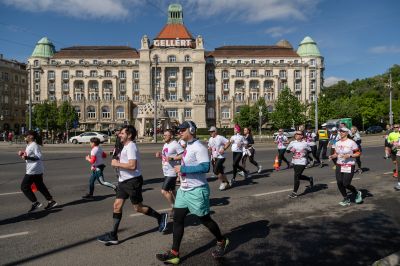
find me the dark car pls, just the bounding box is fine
[365,126,383,134]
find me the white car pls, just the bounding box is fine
[69,132,108,144]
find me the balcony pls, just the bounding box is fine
[62,87,69,92]
[295,86,302,92]
[279,75,287,79]
[119,87,126,92]
[250,86,259,91]
[184,86,191,91]
[168,74,177,80]
[310,86,316,92]
[223,87,230,92]
[48,87,55,92]
[167,86,177,92]
[48,76,55,81]
[185,74,192,79]
[235,87,244,92]
[295,75,302,80]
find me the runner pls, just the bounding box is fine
[393,136,400,190]
[274,128,291,170]
[241,127,262,174]
[156,121,229,264]
[328,127,339,168]
[383,125,393,159]
[305,126,320,166]
[329,127,363,206]
[97,125,168,245]
[226,124,248,186]
[317,124,330,160]
[155,129,184,214]
[387,125,400,178]
[82,137,116,200]
[350,126,363,173]
[286,130,314,198]
[18,130,57,212]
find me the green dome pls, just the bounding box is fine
[297,36,321,57]
[167,3,183,24]
[31,37,56,58]
[168,3,182,12]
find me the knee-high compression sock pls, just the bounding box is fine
[112,212,122,236]
[144,206,162,221]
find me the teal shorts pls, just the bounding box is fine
[174,184,210,217]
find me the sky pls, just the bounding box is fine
[0,0,399,86]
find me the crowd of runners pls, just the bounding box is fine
[15,120,400,264]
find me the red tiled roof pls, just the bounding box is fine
[207,45,299,57]
[53,46,139,59]
[155,24,194,40]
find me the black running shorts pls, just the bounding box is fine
[212,158,225,175]
[162,176,177,191]
[116,176,143,204]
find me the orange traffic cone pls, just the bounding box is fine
[393,171,398,178]
[31,183,37,192]
[273,155,280,171]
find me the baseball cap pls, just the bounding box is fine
[178,121,197,130]
[339,127,350,132]
[208,126,217,132]
[321,123,327,127]
[331,127,338,131]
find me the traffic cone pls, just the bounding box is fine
[31,183,37,193]
[273,155,280,171]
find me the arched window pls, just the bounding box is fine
[116,106,125,119]
[87,106,96,119]
[168,55,176,63]
[102,106,110,119]
[207,107,215,119]
[221,107,230,119]
[264,80,273,90]
[74,106,81,118]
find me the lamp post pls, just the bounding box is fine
[27,62,33,130]
[314,64,319,133]
[153,55,159,143]
[258,105,262,137]
[389,72,393,127]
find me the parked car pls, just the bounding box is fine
[273,128,296,138]
[365,126,383,134]
[69,132,108,144]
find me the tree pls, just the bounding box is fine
[270,87,306,129]
[57,101,78,130]
[234,98,269,130]
[32,101,58,131]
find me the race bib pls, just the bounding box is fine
[180,173,188,188]
[341,164,352,173]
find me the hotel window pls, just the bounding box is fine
[168,69,177,77]
[102,106,110,119]
[222,70,229,79]
[133,83,139,91]
[34,71,40,79]
[310,70,316,79]
[223,82,229,91]
[251,60,256,64]
[295,70,301,79]
[93,60,98,64]
[133,71,139,79]
[107,60,112,65]
[222,94,229,101]
[90,70,97,77]
[184,55,190,62]
[103,92,112,100]
[185,94,191,101]
[62,95,69,101]
[62,82,69,90]
[168,93,177,101]
[265,60,270,64]
[62,70,69,79]
[168,55,176,62]
[74,107,81,118]
[223,60,227,64]
[250,70,258,77]
[280,60,284,64]
[89,92,98,100]
[207,108,215,119]
[121,60,126,65]
[251,93,258,101]
[119,71,126,79]
[74,92,83,101]
[185,69,192,78]
[48,71,55,79]
[279,70,286,78]
[133,94,139,101]
[105,70,112,77]
[237,60,241,64]
[79,59,84,64]
[119,83,126,91]
[310,59,316,66]
[184,108,192,118]
[207,93,215,101]
[236,93,244,102]
[116,106,125,119]
[168,81,176,88]
[221,107,230,119]
[236,70,243,77]
[167,109,178,118]
[34,60,39,67]
[35,95,40,101]
[87,106,96,118]
[76,70,83,77]
[118,94,126,101]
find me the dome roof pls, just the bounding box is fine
[31,37,56,58]
[276,39,293,49]
[137,101,168,119]
[297,36,321,57]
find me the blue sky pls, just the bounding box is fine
[0,0,399,86]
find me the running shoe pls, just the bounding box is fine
[257,165,262,173]
[44,200,58,210]
[394,184,400,191]
[356,168,363,174]
[156,250,180,265]
[288,192,298,199]
[355,191,363,204]
[212,238,230,258]
[339,198,351,206]
[28,201,42,212]
[309,176,314,188]
[219,182,229,191]
[82,194,94,200]
[97,232,119,245]
[229,178,235,187]
[158,213,168,232]
[238,171,245,177]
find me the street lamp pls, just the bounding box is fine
[152,55,159,143]
[258,105,262,137]
[27,62,33,130]
[389,72,393,127]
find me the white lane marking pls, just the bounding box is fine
[384,172,394,175]
[253,189,293,197]
[0,191,23,196]
[129,208,170,217]
[0,231,29,239]
[330,177,361,184]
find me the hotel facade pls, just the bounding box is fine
[28,4,324,136]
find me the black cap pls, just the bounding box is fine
[178,121,197,130]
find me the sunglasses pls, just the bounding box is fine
[295,133,303,135]
[179,128,187,133]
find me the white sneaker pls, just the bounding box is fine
[257,165,262,173]
[238,171,245,177]
[219,182,228,191]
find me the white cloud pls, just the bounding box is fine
[369,45,400,54]
[184,0,320,22]
[1,0,144,20]
[324,76,349,87]
[265,26,295,38]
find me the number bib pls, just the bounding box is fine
[340,164,352,173]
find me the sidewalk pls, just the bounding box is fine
[373,251,400,266]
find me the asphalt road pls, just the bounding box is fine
[0,139,399,266]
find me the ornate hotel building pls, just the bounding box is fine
[28,3,323,135]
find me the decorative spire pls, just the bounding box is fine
[167,3,183,24]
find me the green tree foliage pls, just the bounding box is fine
[270,87,306,129]
[32,101,77,131]
[234,98,268,130]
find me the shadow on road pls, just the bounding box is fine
[210,197,230,207]
[119,227,159,244]
[0,208,62,226]
[298,183,329,197]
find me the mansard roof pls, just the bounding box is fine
[52,46,139,59]
[207,45,300,57]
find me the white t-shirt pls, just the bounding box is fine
[178,139,186,148]
[305,131,317,146]
[286,140,311,165]
[118,141,142,182]
[90,146,104,167]
[161,140,184,177]
[335,138,359,165]
[275,135,288,149]
[230,133,245,153]
[180,139,210,191]
[25,142,44,175]
[208,135,228,159]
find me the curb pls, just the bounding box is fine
[373,252,400,266]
